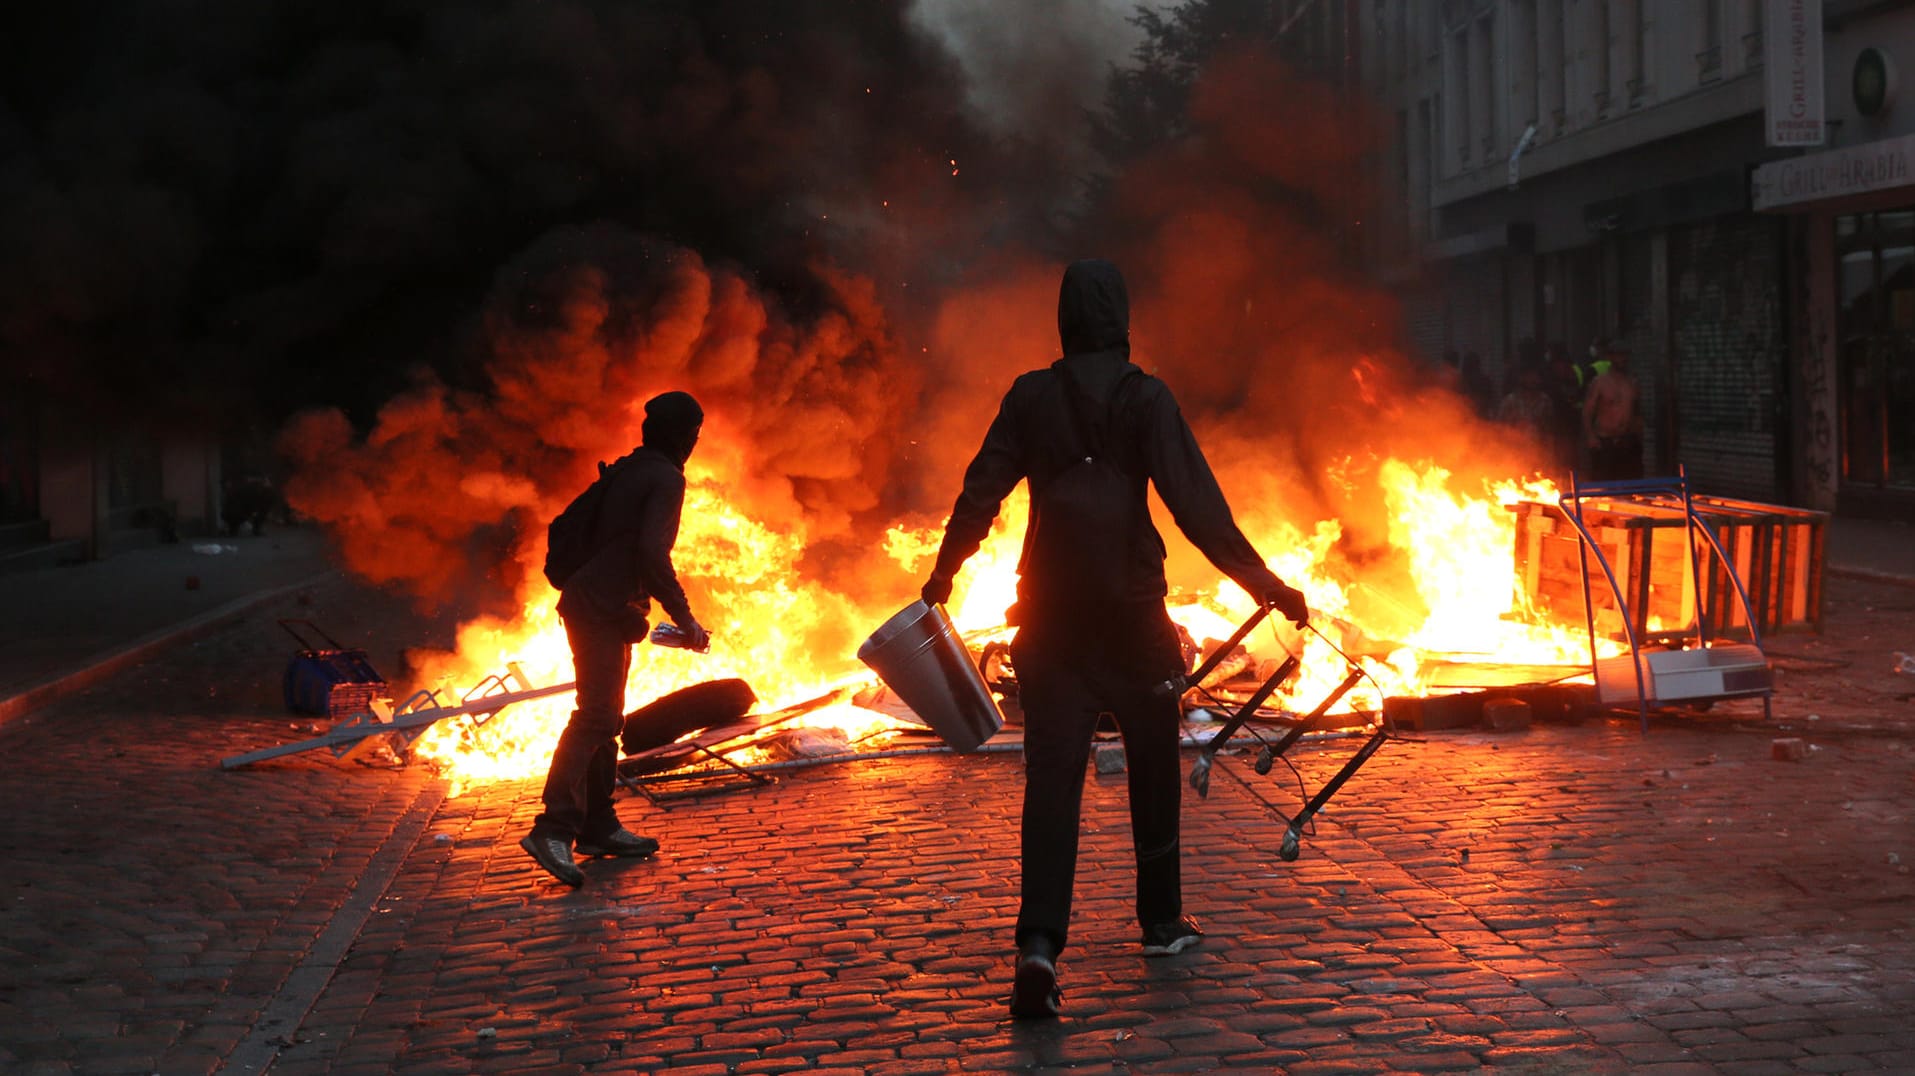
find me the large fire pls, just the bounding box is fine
[402,433,1609,789]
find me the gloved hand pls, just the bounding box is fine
[1261,582,1310,627]
[921,575,953,607]
[680,616,711,653]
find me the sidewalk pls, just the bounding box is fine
[1824,515,1915,585]
[0,526,338,727]
[0,514,1909,732]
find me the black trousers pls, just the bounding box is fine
[533,609,632,843]
[1010,607,1186,954]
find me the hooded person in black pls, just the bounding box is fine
[521,390,711,887]
[921,259,1309,1018]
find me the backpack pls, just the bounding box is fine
[542,458,626,589]
[1020,363,1147,609]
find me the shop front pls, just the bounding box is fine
[1755,131,1915,519]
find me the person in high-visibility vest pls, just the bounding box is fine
[1583,342,1643,480]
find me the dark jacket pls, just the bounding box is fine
[556,446,695,631]
[928,259,1280,621]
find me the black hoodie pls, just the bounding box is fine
[928,259,1281,621]
[556,393,703,630]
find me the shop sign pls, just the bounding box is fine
[1765,0,1825,146]
[1753,132,1915,210]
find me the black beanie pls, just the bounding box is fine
[641,391,704,464]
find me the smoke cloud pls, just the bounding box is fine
[9,3,1535,646]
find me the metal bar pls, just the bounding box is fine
[1632,519,1653,644]
[1682,467,1709,649]
[1277,726,1389,861]
[1194,655,1300,762]
[1160,606,1272,696]
[220,680,577,769]
[621,741,774,803]
[1263,667,1366,760]
[1560,475,1650,732]
[1689,511,1765,651]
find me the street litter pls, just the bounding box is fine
[191,543,239,554]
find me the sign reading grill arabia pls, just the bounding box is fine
[1764,0,1825,147]
[1752,131,1915,211]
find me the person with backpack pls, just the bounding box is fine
[521,390,711,887]
[918,259,1309,1019]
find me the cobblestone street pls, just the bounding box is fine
[1,571,1912,1074]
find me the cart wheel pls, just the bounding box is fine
[1279,828,1301,861]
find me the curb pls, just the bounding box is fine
[1828,565,1915,589]
[0,570,340,731]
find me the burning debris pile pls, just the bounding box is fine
[247,28,1624,790]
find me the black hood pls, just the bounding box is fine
[1057,259,1130,358]
[640,390,704,466]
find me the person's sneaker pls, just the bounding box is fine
[520,833,584,887]
[1140,915,1204,956]
[575,827,660,858]
[1009,952,1061,1019]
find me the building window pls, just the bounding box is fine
[1453,26,1473,165]
[1474,11,1495,159]
[1540,0,1565,131]
[1697,0,1723,82]
[1743,0,1764,67]
[1511,0,1539,127]
[1592,0,1612,115]
[1622,0,1646,106]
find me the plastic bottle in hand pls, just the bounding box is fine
[649,623,709,653]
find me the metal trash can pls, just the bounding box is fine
[857,601,1003,752]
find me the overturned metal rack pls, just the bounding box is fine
[1175,606,1395,862]
[221,664,572,769]
[612,689,856,803]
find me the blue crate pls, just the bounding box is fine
[279,619,388,718]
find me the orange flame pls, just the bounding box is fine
[403,443,1608,789]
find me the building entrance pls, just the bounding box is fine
[1835,211,1915,494]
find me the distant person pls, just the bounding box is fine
[521,391,711,888]
[1541,341,1583,469]
[1496,363,1555,447]
[1511,337,1542,405]
[1459,351,1495,417]
[918,259,1309,1020]
[1581,337,1612,391]
[222,475,279,536]
[1583,344,1643,480]
[1433,348,1464,392]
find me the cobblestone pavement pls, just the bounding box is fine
[1,575,1912,1074]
